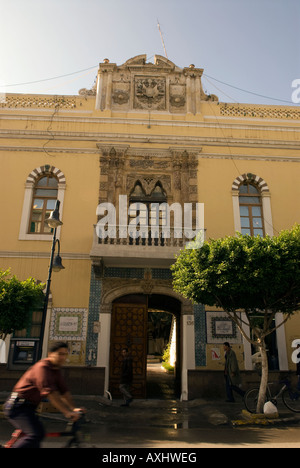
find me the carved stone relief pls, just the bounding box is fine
[95,55,218,113]
[98,145,200,210]
[134,77,166,110]
[126,174,171,196]
[98,276,192,315]
[98,146,128,204]
[112,89,130,105]
[169,84,186,109]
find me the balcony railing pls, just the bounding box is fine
[90,225,205,267]
[94,225,205,247]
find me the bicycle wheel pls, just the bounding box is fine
[244,388,260,413]
[282,388,300,413]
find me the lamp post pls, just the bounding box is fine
[37,200,65,360]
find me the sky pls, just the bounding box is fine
[0,0,299,105]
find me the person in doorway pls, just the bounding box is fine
[119,347,133,407]
[223,342,245,402]
[4,342,85,448]
[296,344,300,390]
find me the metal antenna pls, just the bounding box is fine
[157,19,168,59]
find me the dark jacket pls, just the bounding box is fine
[121,356,133,384]
[224,348,241,386]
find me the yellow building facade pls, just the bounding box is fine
[1,55,300,399]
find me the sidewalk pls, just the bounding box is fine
[68,393,300,428]
[2,390,300,427]
[1,392,299,448]
[2,389,300,427]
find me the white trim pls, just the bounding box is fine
[231,173,274,238]
[97,312,112,395]
[19,167,66,240]
[41,303,52,359]
[181,314,196,401]
[261,192,274,237]
[232,191,241,233]
[275,313,289,371]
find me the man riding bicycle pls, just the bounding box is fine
[4,342,85,448]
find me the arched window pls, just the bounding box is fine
[29,175,58,234]
[128,181,167,244]
[239,182,264,237]
[128,182,147,232]
[19,165,66,241]
[128,182,167,229]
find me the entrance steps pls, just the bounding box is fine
[147,355,161,364]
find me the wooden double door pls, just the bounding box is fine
[109,302,148,398]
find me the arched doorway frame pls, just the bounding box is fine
[97,283,194,400]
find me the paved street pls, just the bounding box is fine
[1,364,299,449]
[1,394,299,449]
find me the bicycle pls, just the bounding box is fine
[244,378,300,414]
[2,412,88,448]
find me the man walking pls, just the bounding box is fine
[4,342,84,448]
[223,342,245,402]
[119,347,133,407]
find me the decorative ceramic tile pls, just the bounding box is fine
[194,303,206,366]
[49,308,87,341]
[86,267,102,365]
[151,268,172,280]
[206,312,242,344]
[104,267,144,278]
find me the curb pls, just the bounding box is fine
[232,409,300,426]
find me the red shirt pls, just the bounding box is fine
[13,358,69,405]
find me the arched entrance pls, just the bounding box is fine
[109,294,181,399]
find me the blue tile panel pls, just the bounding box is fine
[86,267,102,366]
[194,303,206,366]
[103,267,144,279]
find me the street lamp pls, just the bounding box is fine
[37,200,65,360]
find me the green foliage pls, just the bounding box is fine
[172,225,300,318]
[148,311,172,340]
[172,225,300,413]
[0,269,45,339]
[162,344,174,373]
[162,343,171,363]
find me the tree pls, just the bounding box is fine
[0,269,44,340]
[171,225,300,413]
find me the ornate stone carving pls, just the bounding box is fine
[94,55,218,113]
[141,279,154,295]
[112,90,129,105]
[134,77,166,110]
[126,174,171,196]
[78,86,96,96]
[170,94,185,107]
[170,84,186,108]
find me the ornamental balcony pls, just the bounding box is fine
[90,225,205,269]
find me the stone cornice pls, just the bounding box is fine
[0,144,297,162]
[1,111,300,131]
[0,136,300,154]
[0,251,90,259]
[0,124,300,147]
[199,152,300,162]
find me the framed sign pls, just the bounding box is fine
[214,319,233,337]
[49,308,88,341]
[207,312,242,344]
